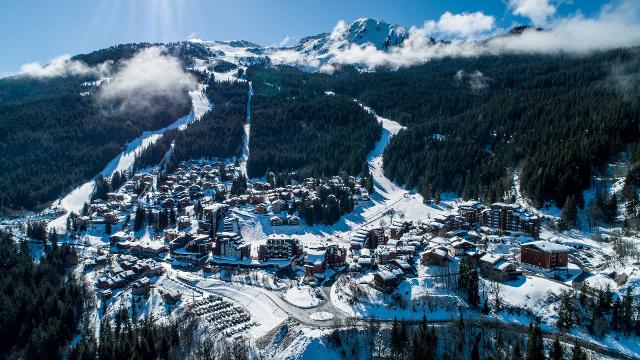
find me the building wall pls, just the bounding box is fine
[521,245,551,268]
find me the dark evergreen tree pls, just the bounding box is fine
[526,323,545,360]
[551,336,563,360]
[571,343,586,360]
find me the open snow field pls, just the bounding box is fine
[283,286,322,308]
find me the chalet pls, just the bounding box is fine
[434,214,467,231]
[101,289,112,300]
[374,245,395,264]
[131,277,151,296]
[163,290,182,304]
[325,244,347,267]
[479,254,521,281]
[448,238,476,257]
[213,233,251,260]
[164,229,180,242]
[287,215,301,225]
[304,248,326,277]
[364,227,386,249]
[270,216,284,226]
[129,241,167,258]
[389,220,412,240]
[391,258,413,274]
[110,231,132,245]
[520,241,569,272]
[457,201,485,225]
[357,248,374,268]
[350,229,368,249]
[177,216,191,230]
[373,266,404,292]
[271,199,286,213]
[255,203,268,214]
[421,247,452,266]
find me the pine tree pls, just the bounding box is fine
[134,206,145,232]
[621,287,634,334]
[468,266,480,308]
[471,340,480,360]
[526,323,544,360]
[557,291,576,331]
[390,318,401,358]
[571,343,586,360]
[560,194,578,230]
[398,319,408,358]
[550,336,563,360]
[513,341,522,360]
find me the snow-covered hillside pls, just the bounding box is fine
[290,18,407,59]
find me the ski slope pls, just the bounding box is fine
[49,85,211,231]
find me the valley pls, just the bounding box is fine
[1,12,640,360]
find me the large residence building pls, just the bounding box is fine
[481,203,541,237]
[520,240,569,272]
[258,234,303,260]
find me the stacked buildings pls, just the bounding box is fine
[456,201,541,238]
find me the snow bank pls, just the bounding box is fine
[283,286,322,308]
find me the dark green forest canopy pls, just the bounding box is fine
[0,45,193,211]
[0,232,86,359]
[134,79,248,170]
[246,66,382,178]
[248,48,640,207]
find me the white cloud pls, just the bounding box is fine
[436,11,496,37]
[18,55,109,78]
[279,35,298,47]
[509,0,557,25]
[98,46,196,110]
[455,70,490,90]
[489,0,640,54]
[312,0,640,72]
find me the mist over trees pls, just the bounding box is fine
[134,79,247,171]
[0,62,192,211]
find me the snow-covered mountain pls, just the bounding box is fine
[290,18,408,56]
[189,18,412,74]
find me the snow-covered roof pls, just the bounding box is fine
[480,253,504,265]
[523,240,569,253]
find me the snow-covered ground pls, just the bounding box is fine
[309,312,334,321]
[283,286,322,308]
[239,82,252,176]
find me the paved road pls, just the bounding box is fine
[184,276,636,359]
[185,276,349,327]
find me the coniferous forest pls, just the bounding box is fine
[134,79,247,171]
[0,232,88,359]
[0,41,219,213]
[245,66,382,178]
[245,48,640,208]
[0,57,192,211]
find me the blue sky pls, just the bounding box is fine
[0,0,608,75]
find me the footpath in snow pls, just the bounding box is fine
[238,82,253,176]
